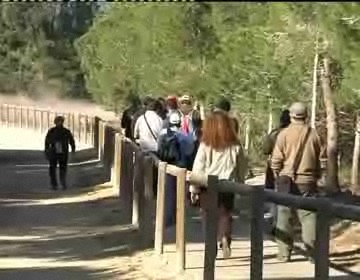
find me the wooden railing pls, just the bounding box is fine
[0,103,97,146]
[113,135,360,280]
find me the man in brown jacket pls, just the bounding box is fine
[271,102,326,262]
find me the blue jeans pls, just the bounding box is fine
[165,174,177,228]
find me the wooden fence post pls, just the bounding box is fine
[40,110,43,132]
[71,113,75,140]
[93,117,100,151]
[46,111,50,131]
[113,133,122,190]
[85,116,89,144]
[19,107,23,128]
[32,108,36,130]
[314,199,331,280]
[154,161,167,255]
[176,168,187,273]
[78,114,81,142]
[142,156,155,247]
[133,150,145,227]
[11,106,15,127]
[120,141,134,223]
[203,175,219,280]
[250,186,265,280]
[98,121,106,162]
[6,105,9,127]
[26,107,29,129]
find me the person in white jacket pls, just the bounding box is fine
[134,98,164,153]
[190,111,247,259]
[134,98,164,197]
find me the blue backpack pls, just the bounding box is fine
[158,129,181,164]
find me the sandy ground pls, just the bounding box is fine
[0,127,92,150]
[0,185,150,280]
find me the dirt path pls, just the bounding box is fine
[0,185,149,280]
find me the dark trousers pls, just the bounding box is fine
[48,153,68,189]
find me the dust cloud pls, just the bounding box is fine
[0,94,117,121]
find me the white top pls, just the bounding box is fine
[190,142,248,193]
[134,110,164,152]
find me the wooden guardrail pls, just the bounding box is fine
[113,135,360,280]
[195,177,360,280]
[0,103,97,146]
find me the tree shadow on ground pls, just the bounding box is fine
[0,187,150,280]
[267,277,353,280]
[0,158,109,193]
[0,147,97,165]
[0,266,140,280]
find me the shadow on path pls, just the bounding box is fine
[0,185,146,280]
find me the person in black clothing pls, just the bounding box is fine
[157,97,168,120]
[45,116,76,190]
[213,96,239,133]
[263,109,291,190]
[120,94,142,139]
[262,109,291,229]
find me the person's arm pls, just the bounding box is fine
[68,129,76,153]
[121,109,129,129]
[44,129,51,153]
[189,143,207,193]
[236,146,248,183]
[157,129,167,153]
[270,132,285,177]
[133,117,141,141]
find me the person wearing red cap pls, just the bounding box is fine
[166,95,178,115]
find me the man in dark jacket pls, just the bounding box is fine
[263,109,291,189]
[45,116,76,190]
[121,94,142,139]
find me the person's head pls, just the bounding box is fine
[146,98,163,114]
[279,109,291,128]
[145,98,157,111]
[179,95,193,115]
[289,102,308,122]
[166,95,178,110]
[127,93,141,108]
[143,96,153,107]
[201,111,239,150]
[168,112,181,128]
[54,115,65,127]
[214,96,231,113]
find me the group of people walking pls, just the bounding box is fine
[122,95,326,263]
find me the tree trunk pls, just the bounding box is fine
[351,115,360,194]
[310,48,319,128]
[244,117,251,153]
[320,56,339,192]
[267,99,273,134]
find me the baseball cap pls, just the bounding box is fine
[167,95,177,101]
[179,95,191,103]
[169,112,181,125]
[289,102,307,119]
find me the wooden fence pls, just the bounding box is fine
[113,135,360,280]
[0,103,97,146]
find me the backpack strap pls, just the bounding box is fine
[292,127,311,180]
[144,113,157,142]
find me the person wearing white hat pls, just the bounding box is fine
[157,112,195,228]
[178,95,201,137]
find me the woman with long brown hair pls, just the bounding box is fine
[189,111,247,258]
